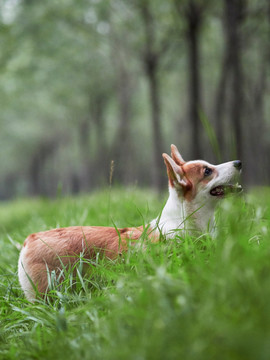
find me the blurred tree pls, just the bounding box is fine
[0,0,270,198]
[242,0,269,183]
[226,0,246,159]
[174,0,206,159]
[139,0,164,189]
[0,0,116,195]
[135,0,171,189]
[110,15,136,185]
[215,0,246,159]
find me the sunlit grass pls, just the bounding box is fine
[0,187,270,359]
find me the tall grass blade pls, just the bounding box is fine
[199,109,222,162]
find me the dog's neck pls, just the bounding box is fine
[150,187,216,238]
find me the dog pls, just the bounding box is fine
[18,144,242,300]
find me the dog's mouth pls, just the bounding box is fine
[210,183,243,197]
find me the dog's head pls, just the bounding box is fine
[163,144,242,203]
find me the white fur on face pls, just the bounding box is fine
[215,161,241,186]
[195,160,241,202]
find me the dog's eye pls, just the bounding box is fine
[204,167,213,176]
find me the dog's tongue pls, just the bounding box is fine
[210,184,243,197]
[210,186,224,196]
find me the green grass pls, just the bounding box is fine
[1,186,270,359]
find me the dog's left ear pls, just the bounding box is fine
[171,144,185,166]
[162,153,189,191]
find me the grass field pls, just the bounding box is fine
[1,187,270,359]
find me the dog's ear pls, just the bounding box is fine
[162,153,189,191]
[171,144,185,166]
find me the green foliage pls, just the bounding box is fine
[1,188,270,359]
[0,0,269,196]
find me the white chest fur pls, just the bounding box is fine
[150,187,216,238]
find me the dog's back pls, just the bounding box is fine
[18,226,144,300]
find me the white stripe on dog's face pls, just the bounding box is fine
[181,160,242,202]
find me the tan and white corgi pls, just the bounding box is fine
[18,144,242,300]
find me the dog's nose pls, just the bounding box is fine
[233,160,242,170]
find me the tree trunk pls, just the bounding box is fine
[91,93,108,186]
[140,1,165,190]
[79,117,91,191]
[145,56,165,189]
[109,26,134,185]
[224,0,245,159]
[186,1,203,159]
[28,142,56,196]
[214,48,231,159]
[248,66,267,184]
[29,153,40,196]
[112,59,134,185]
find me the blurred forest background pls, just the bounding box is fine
[0,0,269,199]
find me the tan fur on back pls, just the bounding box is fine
[19,226,144,299]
